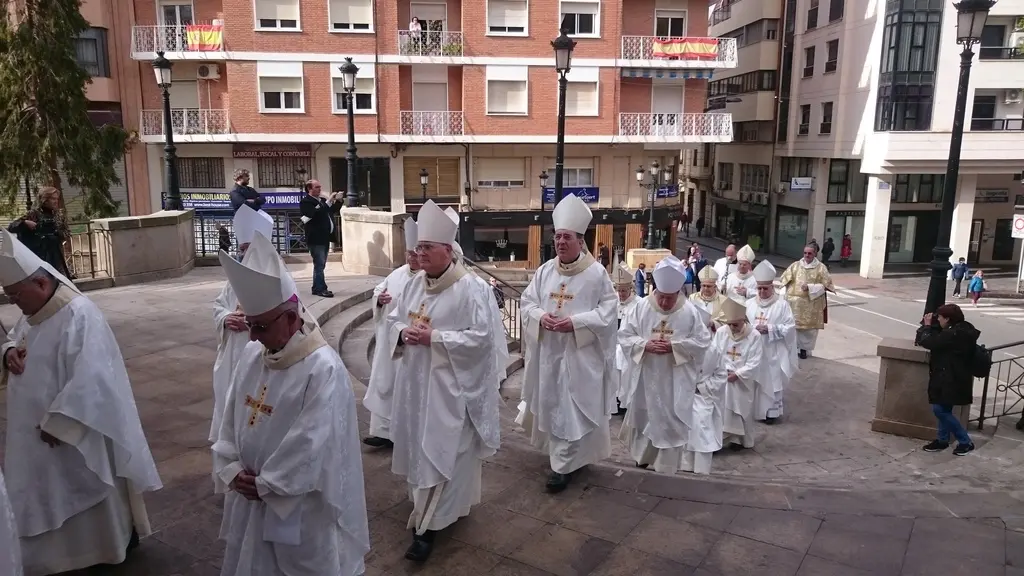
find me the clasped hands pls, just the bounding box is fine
[401,322,435,346]
[644,339,671,354]
[755,323,768,334]
[231,470,262,501]
[4,347,26,375]
[225,311,248,332]
[540,313,574,333]
[377,289,392,306]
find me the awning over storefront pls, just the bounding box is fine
[620,68,715,80]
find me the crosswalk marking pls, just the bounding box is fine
[832,286,877,299]
[910,299,1024,322]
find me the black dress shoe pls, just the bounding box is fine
[404,530,436,562]
[729,443,746,451]
[635,462,649,469]
[362,436,394,449]
[798,349,808,359]
[764,417,777,425]
[313,289,335,298]
[545,471,572,493]
[126,529,140,553]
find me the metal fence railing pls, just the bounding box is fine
[192,211,342,257]
[972,340,1024,432]
[65,221,108,279]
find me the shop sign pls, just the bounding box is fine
[826,210,866,217]
[232,144,313,158]
[165,191,304,211]
[790,177,813,191]
[656,185,680,198]
[543,187,599,204]
[976,189,1009,203]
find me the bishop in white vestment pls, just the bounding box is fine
[518,195,617,493]
[619,257,711,473]
[689,266,728,333]
[722,244,757,301]
[684,297,757,474]
[0,469,23,576]
[716,297,765,450]
[746,260,798,423]
[213,246,370,576]
[0,230,162,575]
[363,217,421,448]
[387,200,501,562]
[613,261,639,415]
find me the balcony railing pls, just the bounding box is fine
[970,117,1024,131]
[400,111,464,136]
[979,46,1024,60]
[141,109,231,137]
[397,30,464,57]
[132,23,225,54]
[618,113,733,140]
[620,36,737,64]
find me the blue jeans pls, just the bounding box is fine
[309,243,329,294]
[932,404,971,445]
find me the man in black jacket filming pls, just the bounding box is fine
[299,179,342,297]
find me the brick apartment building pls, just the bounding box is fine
[116,0,737,264]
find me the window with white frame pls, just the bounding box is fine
[486,65,529,115]
[655,10,685,37]
[255,0,300,29]
[547,165,594,187]
[488,0,528,34]
[332,63,375,113]
[476,158,527,188]
[560,1,599,37]
[258,62,304,112]
[563,67,599,116]
[329,0,372,31]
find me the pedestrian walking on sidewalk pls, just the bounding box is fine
[967,270,985,306]
[695,217,705,237]
[821,238,835,268]
[840,234,852,267]
[951,258,970,299]
[917,304,977,456]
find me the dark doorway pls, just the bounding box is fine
[970,94,997,130]
[968,219,983,263]
[912,212,940,262]
[993,218,1015,260]
[329,157,391,208]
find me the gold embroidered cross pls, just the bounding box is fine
[549,283,575,311]
[244,385,274,427]
[651,320,674,340]
[726,346,742,361]
[408,303,432,327]
[755,313,768,325]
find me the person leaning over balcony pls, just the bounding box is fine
[917,304,978,457]
[8,186,73,281]
[228,169,265,213]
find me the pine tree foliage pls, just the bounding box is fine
[0,0,130,218]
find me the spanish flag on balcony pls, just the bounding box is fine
[651,37,719,60]
[186,24,224,51]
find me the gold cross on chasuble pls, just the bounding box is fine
[244,385,274,427]
[408,303,432,327]
[726,346,742,362]
[755,312,769,325]
[549,283,575,311]
[651,320,674,340]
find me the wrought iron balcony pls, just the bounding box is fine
[618,113,733,142]
[397,30,464,57]
[131,23,225,55]
[140,109,231,137]
[970,117,1024,131]
[400,111,464,137]
[620,36,737,66]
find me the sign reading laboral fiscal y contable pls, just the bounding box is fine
[1013,213,1024,239]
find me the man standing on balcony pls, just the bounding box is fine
[518,195,617,493]
[299,179,342,298]
[228,169,265,213]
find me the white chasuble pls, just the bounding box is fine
[364,264,418,439]
[724,273,757,302]
[213,282,251,443]
[2,287,162,575]
[709,326,763,449]
[746,297,799,421]
[688,292,727,331]
[213,326,370,576]
[518,254,618,474]
[469,273,511,385]
[614,295,640,405]
[618,297,711,473]
[0,469,22,576]
[386,262,500,533]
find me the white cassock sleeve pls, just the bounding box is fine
[568,274,617,348]
[732,333,763,384]
[371,275,389,322]
[670,308,712,367]
[767,305,796,343]
[386,281,415,359]
[214,284,236,336]
[428,284,494,375]
[618,304,649,366]
[519,269,546,345]
[0,470,20,576]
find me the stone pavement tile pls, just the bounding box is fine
[448,502,546,555]
[903,517,1006,572]
[365,469,411,515]
[620,512,721,567]
[590,545,695,575]
[785,488,952,517]
[795,556,874,576]
[480,462,528,502]
[555,495,650,543]
[509,525,616,576]
[488,559,557,576]
[776,462,829,478]
[577,486,664,512]
[651,499,741,532]
[636,474,790,510]
[575,464,645,493]
[820,513,914,540]
[364,513,418,573]
[698,533,804,576]
[490,475,586,523]
[391,541,503,576]
[60,538,201,575]
[1007,530,1024,571]
[725,507,822,554]
[932,492,1024,519]
[1008,567,1024,576]
[805,521,907,574]
[153,507,225,565]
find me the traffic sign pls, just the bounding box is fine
[1013,213,1024,239]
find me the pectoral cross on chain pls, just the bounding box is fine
[549,283,575,311]
[651,320,674,340]
[408,303,432,327]
[726,346,742,362]
[244,385,274,427]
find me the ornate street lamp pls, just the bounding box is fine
[152,51,181,211]
[551,29,577,205]
[419,168,429,203]
[922,0,994,317]
[538,170,550,262]
[339,57,361,208]
[636,161,671,249]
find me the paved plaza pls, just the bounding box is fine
[1,265,1023,575]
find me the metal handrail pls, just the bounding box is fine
[974,341,1024,431]
[987,340,1024,352]
[461,257,523,297]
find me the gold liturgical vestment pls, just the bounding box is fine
[778,261,834,331]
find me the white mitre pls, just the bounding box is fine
[652,256,686,294]
[552,194,592,234]
[418,200,457,245]
[444,207,459,226]
[737,244,756,263]
[0,228,79,292]
[404,217,418,252]
[753,259,776,283]
[721,296,749,322]
[612,264,632,288]
[234,204,274,245]
[218,234,299,316]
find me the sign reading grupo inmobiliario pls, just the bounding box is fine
[175,191,304,211]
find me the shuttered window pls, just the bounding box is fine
[404,157,461,200]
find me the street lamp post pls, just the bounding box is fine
[551,29,577,205]
[636,161,672,249]
[539,170,549,262]
[152,52,182,211]
[420,168,429,203]
[339,57,361,208]
[923,0,994,317]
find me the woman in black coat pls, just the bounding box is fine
[916,303,978,456]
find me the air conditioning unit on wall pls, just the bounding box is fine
[1005,89,1022,104]
[197,64,221,80]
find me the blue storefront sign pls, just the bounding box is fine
[656,185,680,199]
[165,191,305,211]
[542,187,600,204]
